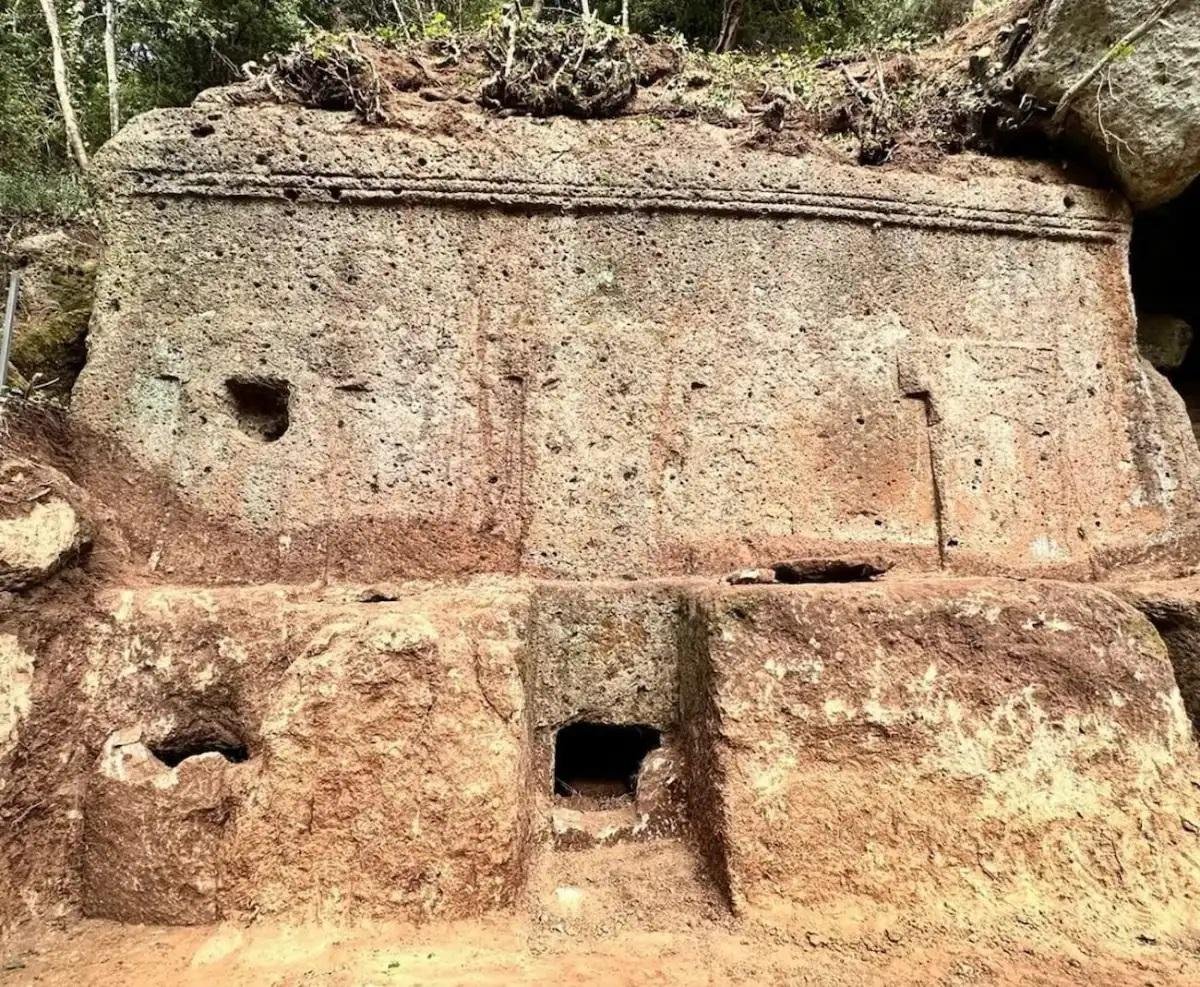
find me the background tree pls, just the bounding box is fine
[103,0,118,134]
[1,0,979,220]
[716,0,744,52]
[37,0,89,169]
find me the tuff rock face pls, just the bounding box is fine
[6,79,1200,984]
[1013,0,1200,209]
[68,101,1200,582]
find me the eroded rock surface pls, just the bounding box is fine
[1114,576,1200,731]
[682,578,1200,935]
[82,728,232,925]
[5,575,1200,942]
[6,230,98,399]
[0,634,34,774]
[0,459,91,590]
[74,100,1200,581]
[7,60,1200,980]
[4,582,532,926]
[1013,0,1200,209]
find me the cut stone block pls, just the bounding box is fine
[681,578,1200,935]
[82,728,231,925]
[74,101,1200,581]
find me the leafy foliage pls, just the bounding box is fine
[603,0,974,53]
[0,0,981,216]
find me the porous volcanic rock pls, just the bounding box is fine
[0,458,91,590]
[226,590,531,920]
[75,99,1200,581]
[680,578,1200,938]
[81,728,233,925]
[6,582,533,926]
[6,574,1200,942]
[1012,0,1200,209]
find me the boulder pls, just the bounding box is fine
[1138,312,1194,370]
[1012,0,1200,209]
[6,229,98,399]
[0,459,92,590]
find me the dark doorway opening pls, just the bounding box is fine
[554,722,661,800]
[1131,178,1200,443]
[772,557,888,583]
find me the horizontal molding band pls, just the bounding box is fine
[113,168,1128,242]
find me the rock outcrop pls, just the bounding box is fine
[1013,0,1200,209]
[683,578,1200,931]
[0,458,91,591]
[82,728,232,925]
[5,230,98,400]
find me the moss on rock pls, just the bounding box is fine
[7,230,97,402]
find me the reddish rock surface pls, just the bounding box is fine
[4,81,1200,985]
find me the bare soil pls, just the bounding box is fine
[5,910,1198,984]
[3,841,1198,984]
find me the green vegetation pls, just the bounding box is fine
[0,172,90,222]
[615,0,973,53]
[0,0,981,218]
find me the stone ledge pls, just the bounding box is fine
[5,574,1199,936]
[95,103,1129,241]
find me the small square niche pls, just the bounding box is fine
[553,721,661,802]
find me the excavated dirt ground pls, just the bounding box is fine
[7,922,1198,985]
[7,845,1200,987]
[7,839,1200,984]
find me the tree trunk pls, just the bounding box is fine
[715,0,745,52]
[37,0,88,169]
[104,0,120,136]
[621,0,629,30]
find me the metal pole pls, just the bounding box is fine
[0,270,20,392]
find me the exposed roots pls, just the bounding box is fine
[275,35,429,123]
[481,15,639,118]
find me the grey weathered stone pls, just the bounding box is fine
[1012,0,1200,209]
[1139,312,1194,370]
[7,230,97,399]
